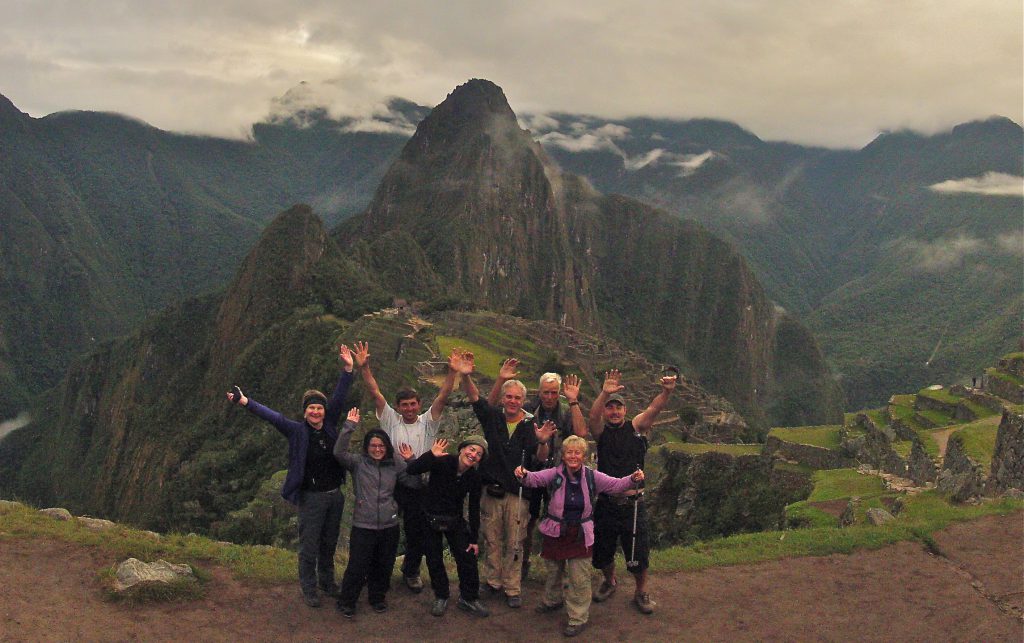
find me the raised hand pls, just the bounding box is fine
[563,374,581,402]
[338,344,354,370]
[353,341,370,368]
[535,419,557,444]
[602,369,624,395]
[498,358,520,380]
[430,438,449,457]
[660,374,678,392]
[346,407,360,423]
[398,443,415,461]
[631,468,645,484]
[225,386,247,406]
[449,349,475,375]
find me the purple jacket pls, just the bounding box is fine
[520,464,636,548]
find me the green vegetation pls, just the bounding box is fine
[951,416,1001,474]
[435,336,505,379]
[916,408,955,428]
[804,469,886,503]
[916,387,960,404]
[988,367,1024,386]
[864,409,890,427]
[650,493,1022,572]
[0,503,298,583]
[767,425,842,449]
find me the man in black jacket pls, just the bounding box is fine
[458,351,556,608]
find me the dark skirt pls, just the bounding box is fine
[540,524,591,560]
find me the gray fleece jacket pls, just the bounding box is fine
[333,420,418,530]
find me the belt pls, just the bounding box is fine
[600,492,643,506]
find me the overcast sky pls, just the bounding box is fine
[2,0,1020,148]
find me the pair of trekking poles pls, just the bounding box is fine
[511,450,642,571]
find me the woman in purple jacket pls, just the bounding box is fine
[514,435,643,637]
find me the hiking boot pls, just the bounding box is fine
[563,622,587,637]
[404,575,424,593]
[484,583,502,595]
[431,598,448,617]
[372,601,388,613]
[592,579,616,603]
[634,592,655,615]
[506,594,522,609]
[318,582,341,598]
[457,597,490,617]
[335,602,355,619]
[302,591,321,608]
[535,601,564,614]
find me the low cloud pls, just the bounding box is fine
[995,231,1024,256]
[519,113,561,133]
[339,115,416,136]
[903,234,986,272]
[670,150,717,176]
[0,412,31,442]
[623,148,665,170]
[928,172,1024,197]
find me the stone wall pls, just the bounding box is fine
[986,410,1024,495]
[764,436,855,470]
[936,435,985,502]
[647,449,812,547]
[906,439,937,484]
[986,374,1024,404]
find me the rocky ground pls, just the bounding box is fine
[1,512,1021,642]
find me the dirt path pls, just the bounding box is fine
[2,512,1021,642]
[932,426,958,459]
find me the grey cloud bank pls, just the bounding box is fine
[0,1,1021,147]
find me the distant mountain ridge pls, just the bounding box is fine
[340,79,843,427]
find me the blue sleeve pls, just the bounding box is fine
[324,370,354,427]
[245,399,300,438]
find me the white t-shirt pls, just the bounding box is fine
[377,404,440,458]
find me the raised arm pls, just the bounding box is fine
[563,374,587,438]
[354,341,387,416]
[487,358,519,406]
[324,344,356,426]
[452,350,479,403]
[631,374,677,435]
[332,407,361,468]
[588,369,624,439]
[227,386,296,437]
[428,351,462,421]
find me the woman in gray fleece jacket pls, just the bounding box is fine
[332,408,418,618]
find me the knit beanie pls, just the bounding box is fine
[457,435,489,460]
[302,389,328,410]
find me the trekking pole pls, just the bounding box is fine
[626,465,641,571]
[513,448,527,561]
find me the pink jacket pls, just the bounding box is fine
[520,465,636,547]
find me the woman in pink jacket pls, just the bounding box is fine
[514,435,644,637]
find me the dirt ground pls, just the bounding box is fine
[1,512,1021,642]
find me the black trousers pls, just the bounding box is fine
[423,520,480,601]
[297,489,345,594]
[338,525,400,608]
[395,485,428,577]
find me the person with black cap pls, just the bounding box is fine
[403,433,490,618]
[332,407,418,618]
[225,344,355,608]
[587,368,676,615]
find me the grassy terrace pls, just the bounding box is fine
[768,425,843,449]
[917,387,961,405]
[916,408,956,428]
[951,415,1002,474]
[661,442,763,456]
[987,367,1024,386]
[435,336,505,379]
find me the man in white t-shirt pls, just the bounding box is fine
[353,341,459,593]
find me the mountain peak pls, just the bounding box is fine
[0,92,30,129]
[408,79,520,147]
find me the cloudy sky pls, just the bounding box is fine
[2,0,1020,147]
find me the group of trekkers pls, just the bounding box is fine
[227,341,677,637]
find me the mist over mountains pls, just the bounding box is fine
[0,78,1020,425]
